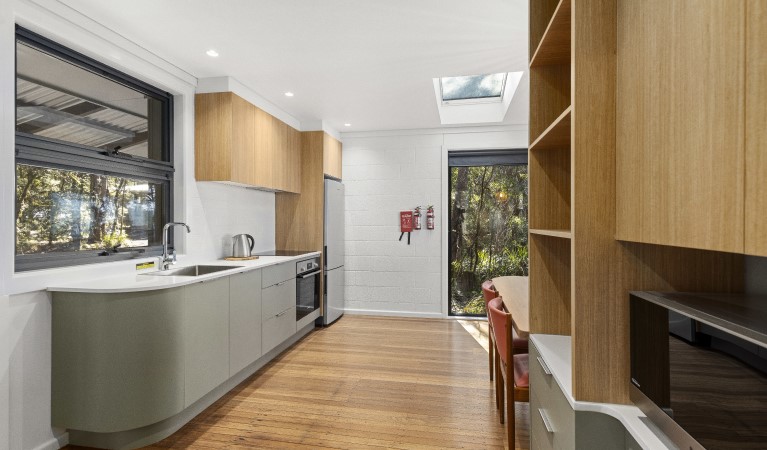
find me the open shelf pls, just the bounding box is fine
[530,0,572,68]
[530,144,570,231]
[529,233,572,336]
[530,106,571,151]
[530,229,572,239]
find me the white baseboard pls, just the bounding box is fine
[344,308,443,319]
[33,432,68,450]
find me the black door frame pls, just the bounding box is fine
[447,149,528,317]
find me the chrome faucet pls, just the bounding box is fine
[161,222,191,270]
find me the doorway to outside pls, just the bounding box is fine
[448,150,528,317]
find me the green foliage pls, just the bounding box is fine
[15,165,159,255]
[449,164,528,316]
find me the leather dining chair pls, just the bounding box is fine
[488,296,530,449]
[481,280,499,382]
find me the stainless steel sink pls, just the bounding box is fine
[140,265,243,277]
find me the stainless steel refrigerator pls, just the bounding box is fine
[322,179,345,325]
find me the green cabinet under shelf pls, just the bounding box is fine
[229,269,263,376]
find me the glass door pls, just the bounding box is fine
[448,150,528,316]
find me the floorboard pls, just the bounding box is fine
[65,315,530,449]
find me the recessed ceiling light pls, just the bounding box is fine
[344,123,351,127]
[284,92,294,97]
[206,49,219,57]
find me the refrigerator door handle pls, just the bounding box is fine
[324,273,327,295]
[324,245,328,267]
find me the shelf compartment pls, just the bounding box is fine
[529,233,572,336]
[529,65,571,141]
[530,229,572,239]
[530,0,566,57]
[530,145,571,231]
[530,106,571,151]
[530,0,572,68]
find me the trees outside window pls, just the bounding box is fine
[448,152,528,316]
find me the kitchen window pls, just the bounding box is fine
[14,27,174,272]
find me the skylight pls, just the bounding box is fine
[440,73,507,102]
[431,71,523,125]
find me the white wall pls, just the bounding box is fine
[341,126,528,318]
[195,183,275,258]
[0,2,276,449]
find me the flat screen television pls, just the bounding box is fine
[629,292,767,450]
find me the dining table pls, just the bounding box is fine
[491,275,529,338]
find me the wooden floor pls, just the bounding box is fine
[68,316,530,449]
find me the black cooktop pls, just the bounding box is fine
[256,250,316,257]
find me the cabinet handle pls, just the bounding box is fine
[276,310,288,318]
[537,356,552,376]
[538,408,555,433]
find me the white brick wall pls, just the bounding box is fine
[342,129,528,318]
[342,134,444,317]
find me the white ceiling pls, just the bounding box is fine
[59,0,529,132]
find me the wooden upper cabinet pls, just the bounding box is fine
[195,92,301,193]
[616,0,745,254]
[323,133,343,180]
[746,0,767,256]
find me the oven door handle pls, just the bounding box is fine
[297,269,322,279]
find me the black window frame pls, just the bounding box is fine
[14,26,175,272]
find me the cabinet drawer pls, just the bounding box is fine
[262,278,295,319]
[262,262,295,288]
[262,306,296,354]
[531,392,555,450]
[530,341,575,450]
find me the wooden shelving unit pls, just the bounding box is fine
[530,107,571,151]
[530,0,572,68]
[530,229,572,239]
[527,0,744,406]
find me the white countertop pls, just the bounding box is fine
[531,334,678,450]
[47,252,321,294]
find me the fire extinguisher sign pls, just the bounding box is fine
[400,211,414,232]
[399,211,413,245]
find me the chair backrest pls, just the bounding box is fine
[488,296,511,365]
[482,280,498,304]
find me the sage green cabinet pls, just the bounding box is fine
[229,269,263,376]
[261,270,296,355]
[52,288,186,432]
[184,278,230,407]
[262,306,296,355]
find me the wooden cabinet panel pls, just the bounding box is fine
[273,119,287,191]
[275,131,325,252]
[194,93,233,182]
[184,278,230,407]
[253,106,275,189]
[323,133,343,179]
[195,92,301,193]
[231,94,255,185]
[229,270,262,376]
[746,0,767,256]
[616,0,746,253]
[286,126,302,193]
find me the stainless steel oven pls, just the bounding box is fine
[295,256,321,329]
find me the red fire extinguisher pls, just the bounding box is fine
[414,206,422,230]
[426,205,435,230]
